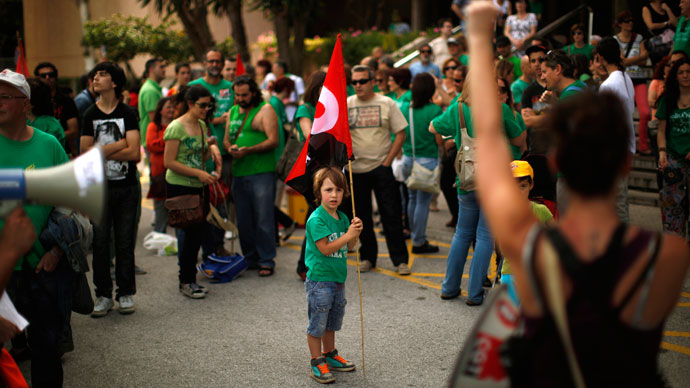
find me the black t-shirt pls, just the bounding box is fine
[520,81,546,110]
[82,102,139,187]
[54,93,78,132]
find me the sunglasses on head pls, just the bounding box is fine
[444,65,458,71]
[39,71,57,79]
[352,79,371,85]
[196,102,213,109]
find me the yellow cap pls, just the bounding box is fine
[510,160,534,180]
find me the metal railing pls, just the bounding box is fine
[393,4,593,69]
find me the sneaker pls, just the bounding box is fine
[310,357,336,384]
[180,283,205,299]
[91,297,114,318]
[134,265,147,275]
[194,282,209,294]
[323,349,356,372]
[281,222,297,241]
[358,260,373,273]
[412,241,439,254]
[118,295,136,314]
[396,263,412,276]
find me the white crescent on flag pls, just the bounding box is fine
[311,86,339,135]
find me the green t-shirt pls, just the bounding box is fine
[656,95,690,157]
[28,115,65,148]
[505,55,523,79]
[347,84,355,97]
[528,0,543,16]
[294,103,315,142]
[163,119,209,188]
[138,78,162,146]
[459,54,469,66]
[432,102,524,193]
[562,43,595,60]
[188,77,234,155]
[392,90,412,111]
[228,103,275,177]
[559,80,587,100]
[269,96,287,163]
[401,102,442,158]
[384,91,397,100]
[0,129,69,270]
[305,205,350,283]
[674,16,690,59]
[511,78,530,105]
[501,201,552,275]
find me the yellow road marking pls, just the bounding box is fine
[677,303,690,307]
[664,331,690,338]
[661,342,690,356]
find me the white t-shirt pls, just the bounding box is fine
[347,94,408,173]
[599,70,636,154]
[261,73,305,121]
[429,36,450,69]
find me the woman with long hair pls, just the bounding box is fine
[464,3,689,385]
[146,96,175,232]
[657,57,690,237]
[401,73,443,253]
[614,10,653,154]
[649,56,671,117]
[295,71,326,141]
[164,85,217,299]
[26,78,65,148]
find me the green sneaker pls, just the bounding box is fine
[310,357,335,384]
[323,349,356,372]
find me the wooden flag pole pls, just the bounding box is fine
[348,159,365,376]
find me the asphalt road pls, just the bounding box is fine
[19,193,690,387]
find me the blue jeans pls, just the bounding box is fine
[231,172,276,268]
[441,192,494,303]
[402,155,438,246]
[305,279,347,337]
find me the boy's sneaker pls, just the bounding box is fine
[118,295,135,314]
[180,283,205,299]
[323,349,356,372]
[310,357,335,384]
[91,297,114,318]
[194,282,208,294]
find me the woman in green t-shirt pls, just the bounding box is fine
[562,23,594,60]
[26,78,66,148]
[388,68,412,110]
[295,71,326,141]
[657,58,690,238]
[401,73,443,253]
[163,85,218,299]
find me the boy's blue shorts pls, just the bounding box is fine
[305,278,347,337]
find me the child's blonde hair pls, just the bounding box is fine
[312,167,350,204]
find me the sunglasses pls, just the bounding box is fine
[352,79,371,85]
[196,102,213,109]
[0,94,27,102]
[453,78,465,83]
[38,72,57,79]
[420,50,432,54]
[444,65,458,71]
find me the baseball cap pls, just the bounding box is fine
[525,44,548,57]
[510,160,534,180]
[0,69,30,98]
[447,37,459,46]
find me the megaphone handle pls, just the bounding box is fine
[0,200,24,219]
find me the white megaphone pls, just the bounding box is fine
[0,147,106,224]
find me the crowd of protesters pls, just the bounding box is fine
[0,0,689,385]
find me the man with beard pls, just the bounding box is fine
[223,76,279,277]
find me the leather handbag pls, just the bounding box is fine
[404,106,440,194]
[165,122,206,228]
[454,103,477,191]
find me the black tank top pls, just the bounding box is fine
[518,224,666,387]
[646,4,670,35]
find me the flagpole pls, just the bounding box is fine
[348,159,365,376]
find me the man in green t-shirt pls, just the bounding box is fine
[510,55,534,110]
[673,0,690,58]
[496,35,522,79]
[138,58,166,146]
[0,69,70,387]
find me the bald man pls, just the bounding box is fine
[510,55,534,111]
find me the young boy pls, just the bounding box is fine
[501,161,553,303]
[305,167,363,384]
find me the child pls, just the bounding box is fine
[501,161,553,303]
[304,167,363,384]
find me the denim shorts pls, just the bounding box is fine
[305,278,347,337]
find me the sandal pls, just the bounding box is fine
[258,267,274,277]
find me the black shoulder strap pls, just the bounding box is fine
[624,33,637,58]
[615,232,662,312]
[543,226,582,276]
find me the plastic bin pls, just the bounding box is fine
[286,188,309,227]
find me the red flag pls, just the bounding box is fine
[15,36,28,76]
[236,54,246,77]
[285,34,353,196]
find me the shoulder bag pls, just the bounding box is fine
[453,103,477,191]
[276,108,308,182]
[404,106,440,193]
[165,122,206,228]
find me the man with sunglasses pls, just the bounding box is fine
[34,62,79,156]
[0,69,69,387]
[345,65,411,275]
[410,44,441,80]
[81,62,141,318]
